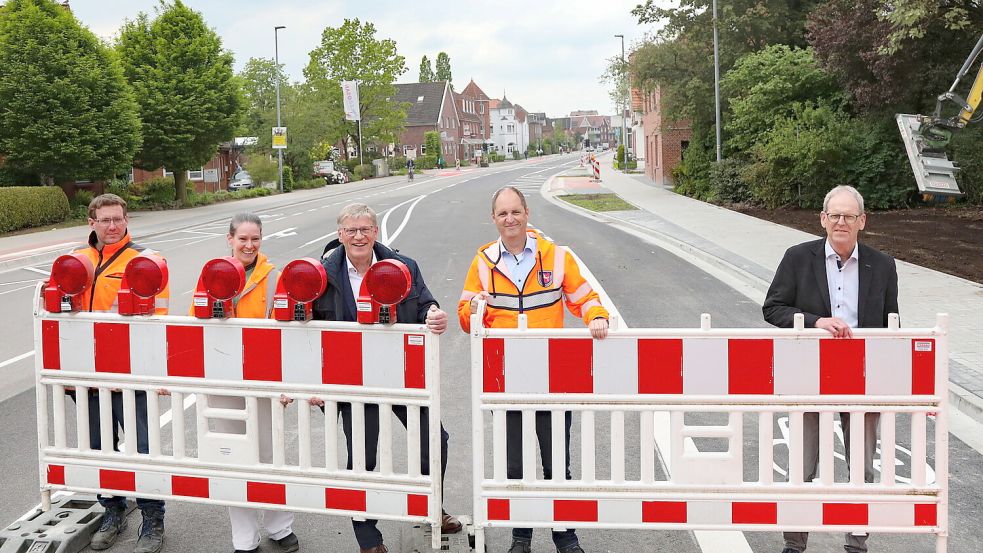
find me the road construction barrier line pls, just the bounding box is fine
[39,317,427,389]
[34,286,444,548]
[469,308,949,552]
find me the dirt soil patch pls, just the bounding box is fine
[734,205,983,285]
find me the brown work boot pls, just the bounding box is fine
[441,510,463,534]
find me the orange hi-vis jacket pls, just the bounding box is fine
[74,231,170,314]
[186,253,279,318]
[458,229,608,332]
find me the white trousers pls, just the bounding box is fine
[207,394,296,550]
[229,506,294,551]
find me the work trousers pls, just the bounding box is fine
[505,410,578,551]
[209,395,295,551]
[72,390,165,516]
[338,403,450,550]
[784,411,880,553]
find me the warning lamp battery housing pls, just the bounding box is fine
[357,259,412,325]
[44,253,94,313]
[272,258,328,321]
[193,257,246,319]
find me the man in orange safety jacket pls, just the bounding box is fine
[458,186,608,553]
[72,193,170,553]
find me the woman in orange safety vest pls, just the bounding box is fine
[193,213,299,553]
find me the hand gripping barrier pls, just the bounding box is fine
[470,305,949,552]
[33,285,445,549]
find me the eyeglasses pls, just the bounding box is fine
[92,217,126,227]
[340,226,376,237]
[824,213,861,224]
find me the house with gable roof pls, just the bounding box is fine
[392,80,460,165]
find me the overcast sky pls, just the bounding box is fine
[68,0,660,118]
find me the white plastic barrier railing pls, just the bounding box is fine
[34,289,444,548]
[469,306,949,552]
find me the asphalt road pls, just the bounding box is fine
[1,154,979,552]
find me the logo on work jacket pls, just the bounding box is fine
[537,270,553,287]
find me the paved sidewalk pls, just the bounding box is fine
[548,155,983,423]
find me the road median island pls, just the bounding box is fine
[558,193,638,212]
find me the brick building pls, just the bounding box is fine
[132,140,247,192]
[641,86,692,185]
[393,81,460,165]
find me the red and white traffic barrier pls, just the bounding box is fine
[469,308,949,552]
[34,291,444,548]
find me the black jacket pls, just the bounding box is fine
[312,239,438,323]
[762,238,899,329]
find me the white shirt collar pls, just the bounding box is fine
[500,234,535,258]
[346,252,377,276]
[824,240,858,262]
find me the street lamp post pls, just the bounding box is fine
[274,25,285,193]
[615,34,627,172]
[712,0,722,162]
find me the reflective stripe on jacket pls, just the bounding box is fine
[458,229,608,332]
[74,231,171,314]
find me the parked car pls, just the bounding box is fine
[228,170,254,190]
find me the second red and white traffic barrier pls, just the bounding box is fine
[469,307,949,552]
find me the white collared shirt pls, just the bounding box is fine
[501,235,537,288]
[346,252,377,302]
[825,240,859,328]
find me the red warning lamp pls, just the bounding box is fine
[357,259,412,324]
[192,257,245,318]
[44,253,94,313]
[118,255,168,315]
[273,258,328,321]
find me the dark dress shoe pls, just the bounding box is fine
[272,532,299,553]
[441,510,463,534]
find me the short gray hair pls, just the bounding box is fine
[822,185,865,213]
[337,203,378,226]
[491,186,528,214]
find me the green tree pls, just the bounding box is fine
[0,0,141,184]
[419,55,434,82]
[600,54,629,118]
[304,19,407,160]
[116,0,243,205]
[721,45,845,153]
[435,52,452,85]
[424,130,440,158]
[237,57,286,145]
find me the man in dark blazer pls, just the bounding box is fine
[311,203,461,553]
[763,185,898,553]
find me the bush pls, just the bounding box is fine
[143,176,177,206]
[282,165,295,192]
[245,155,278,188]
[459,159,470,167]
[293,178,324,190]
[415,155,438,170]
[354,164,374,180]
[512,150,522,160]
[105,178,130,202]
[0,186,70,233]
[952,125,983,204]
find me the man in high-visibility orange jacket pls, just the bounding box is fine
[72,193,170,553]
[458,186,608,553]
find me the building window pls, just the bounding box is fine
[421,143,427,155]
[189,167,204,180]
[479,104,484,113]
[417,95,425,103]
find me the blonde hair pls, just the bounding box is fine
[337,203,378,226]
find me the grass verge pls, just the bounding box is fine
[559,193,637,212]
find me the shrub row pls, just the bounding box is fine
[0,186,70,233]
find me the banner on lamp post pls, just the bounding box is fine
[272,126,287,149]
[341,81,360,121]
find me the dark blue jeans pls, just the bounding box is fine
[72,390,166,516]
[338,403,449,550]
[506,410,578,550]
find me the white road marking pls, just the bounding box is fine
[23,267,50,276]
[0,242,80,261]
[265,227,298,239]
[298,231,338,250]
[0,350,33,370]
[385,195,427,246]
[0,283,40,296]
[379,195,427,245]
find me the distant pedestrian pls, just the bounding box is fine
[458,186,609,553]
[72,193,169,553]
[763,185,899,553]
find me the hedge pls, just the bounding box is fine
[0,186,70,233]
